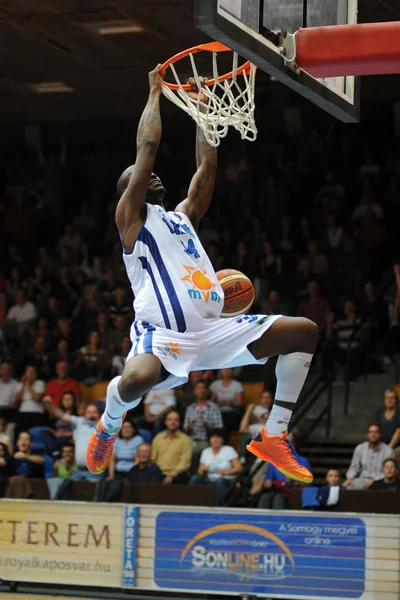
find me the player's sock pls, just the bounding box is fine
[267,352,313,436]
[103,376,142,431]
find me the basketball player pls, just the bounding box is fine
[86,65,318,483]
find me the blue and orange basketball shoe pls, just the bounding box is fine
[247,429,313,483]
[86,413,126,474]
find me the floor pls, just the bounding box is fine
[0,595,93,600]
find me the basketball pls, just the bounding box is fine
[216,269,255,317]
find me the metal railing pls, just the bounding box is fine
[289,373,333,442]
[343,270,394,415]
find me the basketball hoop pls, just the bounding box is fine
[160,42,257,147]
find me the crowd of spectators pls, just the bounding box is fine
[1,121,400,506]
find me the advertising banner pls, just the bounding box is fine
[122,505,137,587]
[0,500,124,587]
[154,511,366,598]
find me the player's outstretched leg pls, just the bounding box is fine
[246,316,318,483]
[86,354,162,473]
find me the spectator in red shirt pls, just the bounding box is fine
[297,280,331,333]
[45,361,81,407]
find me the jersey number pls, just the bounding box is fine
[181,238,200,258]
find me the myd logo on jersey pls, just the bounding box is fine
[179,523,295,581]
[181,266,221,303]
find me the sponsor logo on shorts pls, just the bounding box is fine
[304,361,311,368]
[163,342,181,361]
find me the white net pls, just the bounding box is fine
[162,50,257,147]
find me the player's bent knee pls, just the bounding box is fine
[296,317,319,351]
[119,355,161,401]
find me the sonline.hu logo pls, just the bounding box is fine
[179,524,295,581]
[181,266,221,304]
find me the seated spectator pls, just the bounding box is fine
[307,239,329,276]
[183,380,223,456]
[111,336,131,377]
[109,314,129,352]
[373,389,400,455]
[12,431,45,478]
[297,280,331,333]
[0,327,10,364]
[0,293,8,325]
[359,281,389,341]
[109,286,133,324]
[179,371,216,416]
[49,340,71,375]
[190,429,242,505]
[209,369,244,431]
[27,316,52,352]
[0,442,12,477]
[125,442,163,485]
[343,423,394,489]
[239,390,273,457]
[53,318,80,353]
[369,458,400,490]
[73,331,106,384]
[27,264,51,309]
[45,361,81,407]
[0,363,18,422]
[96,311,113,350]
[108,421,144,480]
[257,438,312,509]
[151,411,192,484]
[386,265,400,362]
[23,337,51,380]
[53,444,77,479]
[264,289,293,317]
[325,468,341,487]
[0,418,12,453]
[71,282,100,333]
[324,300,367,380]
[43,397,103,481]
[14,365,46,434]
[5,288,37,333]
[144,387,177,434]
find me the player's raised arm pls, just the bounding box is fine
[176,78,217,230]
[115,65,163,251]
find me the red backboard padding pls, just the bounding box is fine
[296,21,400,78]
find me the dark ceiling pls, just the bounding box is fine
[0,0,399,124]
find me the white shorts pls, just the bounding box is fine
[126,314,282,390]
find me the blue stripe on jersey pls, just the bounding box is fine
[137,227,187,333]
[138,257,171,329]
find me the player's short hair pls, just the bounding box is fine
[383,458,397,469]
[117,165,135,199]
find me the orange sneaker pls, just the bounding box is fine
[246,429,313,483]
[86,414,126,474]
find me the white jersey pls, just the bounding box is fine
[122,203,224,333]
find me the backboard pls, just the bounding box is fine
[195,0,359,122]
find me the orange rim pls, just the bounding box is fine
[160,41,252,90]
